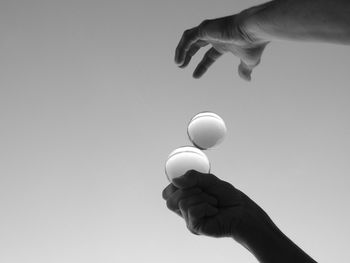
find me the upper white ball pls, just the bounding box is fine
[187,112,227,150]
[165,146,210,183]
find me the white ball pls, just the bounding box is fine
[165,146,210,183]
[187,112,227,150]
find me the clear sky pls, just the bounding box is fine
[1,0,350,262]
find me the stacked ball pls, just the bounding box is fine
[165,112,227,183]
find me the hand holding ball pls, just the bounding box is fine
[165,146,210,183]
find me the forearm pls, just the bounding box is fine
[233,200,317,263]
[240,0,350,44]
[241,220,316,263]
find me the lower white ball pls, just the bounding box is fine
[165,146,210,183]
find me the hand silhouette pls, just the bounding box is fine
[162,170,271,239]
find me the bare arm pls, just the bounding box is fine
[175,0,350,80]
[241,0,350,44]
[162,171,317,263]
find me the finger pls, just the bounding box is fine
[193,47,222,78]
[185,203,219,235]
[238,60,253,81]
[170,191,217,219]
[236,43,267,81]
[162,184,178,200]
[178,193,218,212]
[179,40,208,68]
[175,192,218,223]
[166,188,202,211]
[187,203,219,225]
[172,170,220,190]
[178,196,218,229]
[174,209,183,217]
[175,27,201,65]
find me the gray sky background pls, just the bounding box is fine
[1,0,350,262]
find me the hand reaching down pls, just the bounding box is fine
[175,15,269,81]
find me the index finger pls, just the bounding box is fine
[175,26,202,65]
[162,183,178,200]
[172,170,220,190]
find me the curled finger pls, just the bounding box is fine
[178,193,218,212]
[166,187,202,211]
[193,47,222,78]
[175,27,202,65]
[186,203,219,234]
[162,183,178,200]
[179,40,208,68]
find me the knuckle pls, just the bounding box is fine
[178,199,187,210]
[166,199,173,210]
[204,173,218,182]
[183,29,192,37]
[220,17,236,39]
[221,180,233,189]
[188,205,201,220]
[199,19,210,29]
[198,19,211,37]
[187,225,196,234]
[187,207,195,218]
[187,219,201,235]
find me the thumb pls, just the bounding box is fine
[237,42,268,81]
[238,60,253,81]
[172,170,220,190]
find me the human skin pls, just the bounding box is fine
[162,170,317,263]
[168,0,350,260]
[175,0,350,80]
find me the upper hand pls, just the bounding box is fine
[175,14,269,81]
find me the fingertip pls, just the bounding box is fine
[192,68,204,79]
[174,48,183,65]
[238,68,252,82]
[175,57,182,66]
[174,49,179,64]
[192,73,201,79]
[241,73,252,82]
[238,60,254,81]
[179,57,190,68]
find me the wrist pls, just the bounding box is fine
[231,202,280,262]
[231,197,316,263]
[236,1,277,44]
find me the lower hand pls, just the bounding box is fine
[162,170,272,239]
